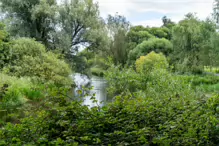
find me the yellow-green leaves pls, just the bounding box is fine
[135,51,168,73]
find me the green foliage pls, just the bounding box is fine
[180,74,219,93]
[145,27,171,39]
[0,0,109,70]
[105,65,198,101]
[162,16,175,29]
[201,83,219,93]
[128,38,172,64]
[0,23,10,69]
[54,0,107,57]
[109,29,129,65]
[204,66,219,74]
[127,26,154,44]
[0,23,8,41]
[0,0,56,46]
[106,14,130,66]
[107,13,130,35]
[0,73,42,109]
[90,67,104,77]
[3,38,72,86]
[1,1,219,146]
[0,87,218,145]
[135,51,169,73]
[87,55,110,76]
[171,14,218,73]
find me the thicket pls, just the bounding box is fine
[0,87,218,145]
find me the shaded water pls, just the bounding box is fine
[73,73,107,107]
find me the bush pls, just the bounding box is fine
[2,38,72,86]
[128,38,172,64]
[0,73,42,109]
[0,91,218,145]
[105,65,198,100]
[90,67,104,77]
[204,66,219,74]
[135,51,168,73]
[179,74,219,86]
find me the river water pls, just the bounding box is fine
[73,73,107,107]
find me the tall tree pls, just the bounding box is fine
[0,0,57,46]
[162,16,175,29]
[0,0,109,70]
[0,23,10,69]
[51,0,109,65]
[106,13,130,65]
[213,0,219,24]
[171,13,218,73]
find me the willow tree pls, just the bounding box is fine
[171,13,218,73]
[0,0,57,46]
[51,0,109,68]
[0,0,109,70]
[106,13,130,65]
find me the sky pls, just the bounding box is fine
[94,0,215,27]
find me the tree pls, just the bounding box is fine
[162,16,175,29]
[110,29,128,65]
[213,0,219,23]
[51,0,109,68]
[0,0,57,46]
[0,23,10,69]
[0,0,109,71]
[145,27,171,40]
[106,13,130,37]
[171,13,218,73]
[127,26,154,45]
[106,13,130,65]
[128,38,172,64]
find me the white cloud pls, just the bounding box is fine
[94,0,215,26]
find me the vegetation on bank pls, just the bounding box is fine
[0,0,218,145]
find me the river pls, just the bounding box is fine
[73,73,108,107]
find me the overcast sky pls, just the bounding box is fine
[94,0,215,27]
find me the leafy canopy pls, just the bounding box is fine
[128,38,172,64]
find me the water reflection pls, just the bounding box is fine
[73,73,107,107]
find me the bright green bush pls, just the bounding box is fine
[0,73,42,108]
[204,66,219,74]
[135,51,168,73]
[3,38,72,86]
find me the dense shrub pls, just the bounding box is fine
[135,51,168,73]
[105,65,199,100]
[2,38,72,86]
[0,92,218,145]
[179,74,219,86]
[0,73,42,109]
